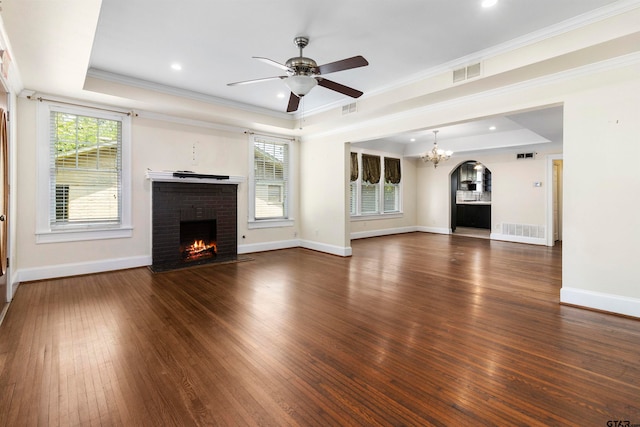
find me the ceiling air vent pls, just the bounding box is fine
[516,152,536,160]
[342,102,357,115]
[453,62,482,83]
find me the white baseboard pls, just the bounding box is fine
[16,255,152,283]
[238,239,301,254]
[490,233,546,245]
[350,226,418,240]
[416,226,451,235]
[300,239,352,257]
[560,287,640,319]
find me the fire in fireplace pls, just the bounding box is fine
[180,220,217,263]
[151,181,237,272]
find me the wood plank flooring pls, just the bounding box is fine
[0,232,639,426]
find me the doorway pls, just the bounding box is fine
[547,155,563,246]
[0,90,8,319]
[451,160,492,239]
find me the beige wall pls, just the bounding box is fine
[563,70,640,299]
[349,157,418,237]
[15,108,300,274]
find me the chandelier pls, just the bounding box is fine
[421,130,453,168]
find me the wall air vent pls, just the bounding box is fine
[516,152,536,160]
[453,62,482,83]
[342,102,357,115]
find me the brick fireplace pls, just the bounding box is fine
[151,180,238,272]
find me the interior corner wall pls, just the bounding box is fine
[561,68,640,312]
[350,157,418,238]
[298,136,350,255]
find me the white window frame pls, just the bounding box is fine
[36,101,132,243]
[248,134,294,229]
[350,150,403,220]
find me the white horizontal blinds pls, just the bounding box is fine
[254,137,288,219]
[50,111,122,226]
[384,157,401,212]
[361,154,380,214]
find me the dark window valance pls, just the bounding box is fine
[350,152,359,182]
[385,157,401,184]
[362,154,381,184]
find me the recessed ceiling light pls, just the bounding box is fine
[410,138,416,142]
[489,126,496,130]
[481,0,498,8]
[171,63,182,71]
[277,93,286,99]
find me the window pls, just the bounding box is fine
[383,157,401,213]
[249,134,293,228]
[350,151,402,217]
[36,102,132,243]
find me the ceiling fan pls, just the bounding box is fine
[227,36,369,112]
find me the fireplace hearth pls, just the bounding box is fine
[151,181,237,272]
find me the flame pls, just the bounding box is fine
[183,239,217,261]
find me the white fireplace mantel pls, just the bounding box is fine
[145,170,246,185]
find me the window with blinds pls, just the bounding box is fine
[350,152,402,216]
[50,111,122,226]
[253,137,289,220]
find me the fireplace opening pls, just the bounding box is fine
[180,220,217,262]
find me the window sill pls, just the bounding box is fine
[248,219,294,229]
[351,212,403,221]
[36,226,133,244]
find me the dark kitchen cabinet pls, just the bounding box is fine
[456,204,491,229]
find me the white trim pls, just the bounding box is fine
[36,227,133,244]
[416,226,452,235]
[87,68,293,120]
[299,0,640,118]
[300,239,352,257]
[247,219,294,229]
[238,238,352,257]
[351,213,404,221]
[546,154,563,246]
[560,287,640,319]
[247,134,295,227]
[145,170,245,185]
[490,233,546,246]
[16,255,151,283]
[238,239,300,254]
[351,226,418,240]
[311,51,640,142]
[35,100,133,243]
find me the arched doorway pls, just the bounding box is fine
[451,160,491,238]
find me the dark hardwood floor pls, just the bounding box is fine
[0,233,639,426]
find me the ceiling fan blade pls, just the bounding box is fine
[317,78,363,98]
[286,93,300,112]
[227,76,286,86]
[317,56,369,75]
[253,56,293,72]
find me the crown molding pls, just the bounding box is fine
[307,51,640,142]
[86,68,294,121]
[339,0,640,109]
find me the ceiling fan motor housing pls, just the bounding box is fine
[285,57,318,76]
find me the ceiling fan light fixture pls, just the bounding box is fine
[284,75,318,96]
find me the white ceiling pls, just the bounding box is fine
[86,0,620,114]
[1,0,631,152]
